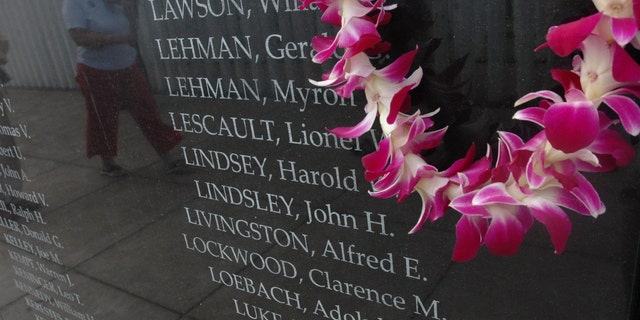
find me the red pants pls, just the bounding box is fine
[76,62,181,159]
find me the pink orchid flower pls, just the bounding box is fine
[303,0,638,263]
[311,17,382,63]
[593,0,640,45]
[543,0,640,56]
[581,125,636,171]
[309,52,375,98]
[449,130,611,262]
[546,35,640,93]
[323,48,423,138]
[363,110,445,198]
[497,131,607,217]
[507,129,611,218]
[411,144,493,234]
[450,182,534,261]
[299,0,395,26]
[301,0,395,63]
[362,113,492,235]
[450,178,598,262]
[574,35,640,99]
[515,36,640,153]
[515,88,600,153]
[513,110,635,177]
[576,35,625,99]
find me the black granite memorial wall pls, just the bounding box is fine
[0,1,639,319]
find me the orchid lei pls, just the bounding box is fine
[301,0,640,261]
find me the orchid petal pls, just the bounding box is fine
[551,162,581,190]
[484,207,528,256]
[411,176,450,233]
[369,154,404,188]
[564,88,589,102]
[498,131,525,153]
[495,131,524,174]
[450,192,491,217]
[452,216,487,262]
[309,77,344,88]
[612,44,640,82]
[608,87,640,99]
[345,53,377,77]
[514,90,564,106]
[611,17,638,46]
[529,203,572,254]
[525,155,546,189]
[551,69,582,92]
[377,47,419,82]
[587,128,636,169]
[336,17,381,50]
[534,187,590,216]
[601,95,640,135]
[410,127,447,152]
[513,107,546,126]
[457,157,492,191]
[362,138,391,175]
[571,174,606,217]
[520,131,548,151]
[441,143,476,177]
[311,35,339,63]
[335,77,365,97]
[337,3,370,21]
[473,183,520,206]
[543,101,600,153]
[409,202,430,234]
[545,13,603,57]
[387,85,414,124]
[320,2,341,25]
[327,105,377,138]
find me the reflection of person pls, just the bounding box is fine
[62,0,182,176]
[0,28,8,66]
[0,28,38,212]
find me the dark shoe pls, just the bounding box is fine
[166,159,186,174]
[100,165,127,177]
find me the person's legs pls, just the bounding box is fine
[76,64,125,175]
[122,62,182,168]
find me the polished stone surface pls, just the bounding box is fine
[0,89,638,320]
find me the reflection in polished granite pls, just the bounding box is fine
[0,89,638,320]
